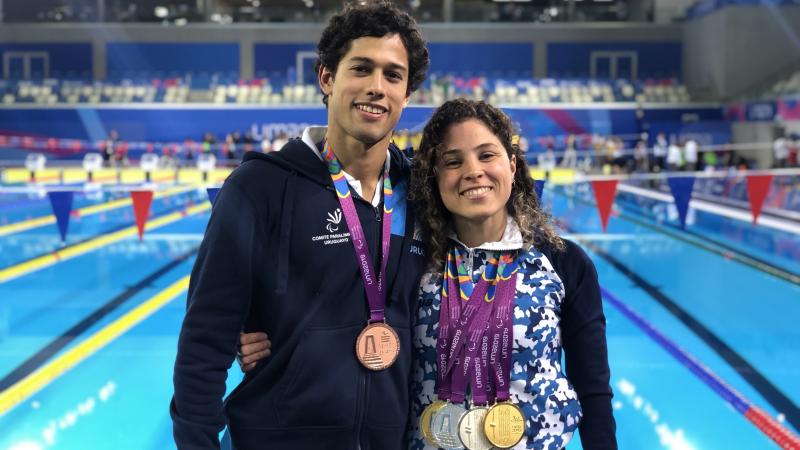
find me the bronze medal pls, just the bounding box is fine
[484,402,525,449]
[458,406,493,450]
[355,322,400,371]
[420,399,448,447]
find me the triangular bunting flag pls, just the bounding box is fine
[591,180,618,232]
[207,187,220,205]
[533,179,545,201]
[667,176,696,229]
[48,191,74,243]
[745,175,773,224]
[130,190,154,241]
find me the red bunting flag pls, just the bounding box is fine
[591,179,618,232]
[745,175,773,224]
[130,190,154,241]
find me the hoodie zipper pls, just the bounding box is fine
[354,199,382,450]
[355,371,366,449]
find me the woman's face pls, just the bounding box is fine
[435,119,516,228]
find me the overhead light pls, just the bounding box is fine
[154,6,168,18]
[549,7,558,16]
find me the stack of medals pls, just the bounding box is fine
[321,141,400,371]
[420,248,526,450]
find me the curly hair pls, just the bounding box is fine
[409,99,565,272]
[315,1,429,106]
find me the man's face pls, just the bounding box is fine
[319,34,411,147]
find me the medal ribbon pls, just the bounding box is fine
[321,141,392,323]
[438,248,519,405]
[487,253,519,402]
[453,252,518,405]
[437,251,486,400]
[436,252,452,400]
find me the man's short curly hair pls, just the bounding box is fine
[315,1,429,106]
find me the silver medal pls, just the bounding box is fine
[458,406,494,450]
[431,403,468,450]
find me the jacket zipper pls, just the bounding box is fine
[354,200,382,449]
[354,371,366,449]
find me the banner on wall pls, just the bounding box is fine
[745,102,777,122]
[0,105,728,161]
[777,97,800,121]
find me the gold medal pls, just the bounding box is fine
[484,402,525,449]
[355,322,400,370]
[458,406,493,450]
[420,400,447,447]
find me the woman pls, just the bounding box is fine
[239,99,616,450]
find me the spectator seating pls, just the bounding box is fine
[0,74,693,105]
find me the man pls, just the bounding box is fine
[773,133,789,168]
[652,132,668,172]
[170,3,430,449]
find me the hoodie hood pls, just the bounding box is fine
[243,126,410,190]
[241,127,413,296]
[448,216,524,252]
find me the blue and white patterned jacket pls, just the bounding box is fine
[409,218,616,450]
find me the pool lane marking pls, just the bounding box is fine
[0,202,210,283]
[0,275,190,416]
[601,286,800,449]
[559,188,800,285]
[0,247,198,392]
[570,233,800,433]
[617,183,800,235]
[0,186,195,237]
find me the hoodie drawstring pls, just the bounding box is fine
[275,171,296,295]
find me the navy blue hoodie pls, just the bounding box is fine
[171,133,427,450]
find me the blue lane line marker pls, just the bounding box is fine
[600,286,800,445]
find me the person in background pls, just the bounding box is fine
[684,137,698,171]
[538,139,557,179]
[260,135,273,153]
[667,136,683,171]
[702,146,718,171]
[202,132,216,156]
[652,132,668,172]
[271,131,289,153]
[560,134,578,169]
[393,128,410,152]
[773,133,789,168]
[634,138,649,173]
[102,129,119,167]
[788,134,799,167]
